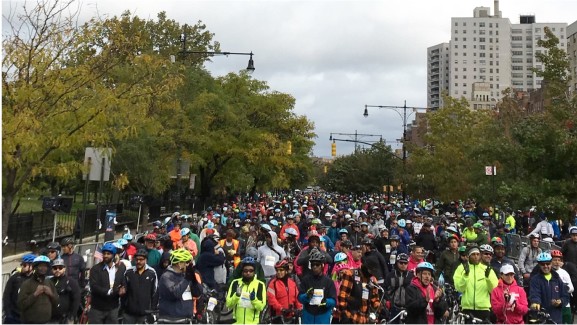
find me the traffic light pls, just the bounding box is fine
[331,142,336,157]
[287,141,292,155]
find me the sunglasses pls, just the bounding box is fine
[540,263,551,266]
[311,263,323,267]
[243,269,255,273]
[483,253,493,256]
[52,266,64,270]
[397,261,408,265]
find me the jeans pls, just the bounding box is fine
[88,307,119,324]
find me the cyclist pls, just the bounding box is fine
[337,255,381,324]
[226,257,267,324]
[158,249,202,322]
[528,213,554,239]
[479,244,494,266]
[529,252,569,324]
[179,227,199,258]
[491,238,521,285]
[144,233,162,268]
[196,236,226,290]
[561,226,577,266]
[435,234,460,285]
[490,264,528,324]
[518,233,541,289]
[453,246,498,322]
[17,255,58,323]
[298,248,337,324]
[123,249,159,324]
[383,253,414,323]
[258,230,286,283]
[267,260,301,323]
[407,245,425,272]
[3,253,36,323]
[361,237,389,285]
[60,237,86,286]
[406,262,448,324]
[49,258,81,323]
[550,250,574,324]
[295,232,332,278]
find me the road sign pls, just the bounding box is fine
[485,166,496,176]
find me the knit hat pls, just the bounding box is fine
[468,247,480,256]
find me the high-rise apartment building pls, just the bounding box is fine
[568,20,577,93]
[427,43,450,109]
[427,1,568,110]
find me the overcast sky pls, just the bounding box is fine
[4,0,577,157]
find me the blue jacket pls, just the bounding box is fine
[298,272,337,324]
[327,227,340,246]
[529,270,569,324]
[196,238,226,289]
[158,267,193,318]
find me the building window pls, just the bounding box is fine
[455,83,458,87]
[455,44,458,48]
[480,37,486,42]
[512,36,522,41]
[480,22,485,27]
[454,37,458,41]
[463,37,467,41]
[480,45,486,50]
[463,30,467,34]
[455,30,458,34]
[480,52,486,57]
[480,30,486,35]
[455,22,458,26]
[489,23,493,28]
[463,22,467,26]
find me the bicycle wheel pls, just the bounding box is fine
[204,310,216,324]
[259,305,270,324]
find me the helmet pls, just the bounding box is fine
[473,223,484,229]
[308,248,325,263]
[569,226,577,235]
[390,235,400,242]
[536,252,552,263]
[334,252,348,263]
[528,233,540,240]
[102,243,117,255]
[123,233,133,241]
[339,229,349,234]
[491,236,502,244]
[134,249,148,258]
[275,259,289,269]
[33,255,51,265]
[22,254,37,264]
[361,237,374,247]
[246,247,258,259]
[61,237,74,246]
[180,228,190,236]
[112,242,123,250]
[311,218,322,225]
[458,246,467,254]
[397,219,406,227]
[270,219,279,226]
[170,249,192,264]
[117,239,128,246]
[261,224,272,232]
[52,258,65,267]
[416,261,435,273]
[396,253,409,263]
[145,233,157,241]
[446,226,458,233]
[47,242,61,251]
[241,256,256,266]
[550,250,563,258]
[284,228,298,236]
[480,244,494,254]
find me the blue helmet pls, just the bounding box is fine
[22,254,37,264]
[536,252,552,263]
[33,255,51,265]
[123,233,133,241]
[339,229,349,234]
[241,256,256,266]
[398,219,406,228]
[270,219,279,226]
[334,252,348,263]
[180,228,190,236]
[117,239,128,246]
[261,224,272,232]
[416,261,435,273]
[102,243,117,255]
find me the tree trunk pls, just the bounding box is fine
[2,194,14,240]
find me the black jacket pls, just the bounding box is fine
[61,252,86,286]
[89,262,126,311]
[405,280,448,324]
[2,272,32,318]
[364,250,389,282]
[123,265,158,316]
[50,275,81,320]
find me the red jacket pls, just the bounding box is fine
[407,256,423,272]
[267,277,302,315]
[490,278,528,324]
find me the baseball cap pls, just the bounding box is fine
[500,264,515,274]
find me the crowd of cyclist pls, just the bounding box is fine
[3,192,577,324]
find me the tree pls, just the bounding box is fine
[2,1,187,238]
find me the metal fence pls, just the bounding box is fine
[506,233,563,261]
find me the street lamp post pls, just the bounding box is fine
[178,27,255,73]
[329,131,384,153]
[363,100,427,201]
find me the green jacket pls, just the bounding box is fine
[453,262,498,311]
[18,274,58,323]
[226,277,267,324]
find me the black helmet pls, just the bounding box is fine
[134,249,148,258]
[47,242,61,251]
[361,237,374,247]
[308,248,325,263]
[61,237,74,246]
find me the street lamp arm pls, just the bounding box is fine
[331,138,402,160]
[179,51,254,56]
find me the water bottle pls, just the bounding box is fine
[439,272,445,288]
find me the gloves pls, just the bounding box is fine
[463,262,470,276]
[386,300,392,310]
[306,287,313,300]
[551,299,562,307]
[236,284,243,297]
[485,266,491,278]
[185,264,196,282]
[250,291,256,301]
[531,303,541,310]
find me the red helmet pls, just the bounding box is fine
[275,259,289,269]
[551,250,563,258]
[145,233,157,241]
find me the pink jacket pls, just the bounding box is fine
[490,279,529,324]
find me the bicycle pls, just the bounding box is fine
[527,308,557,324]
[263,307,301,324]
[382,309,407,324]
[443,283,461,324]
[201,284,233,324]
[78,286,91,324]
[455,312,489,324]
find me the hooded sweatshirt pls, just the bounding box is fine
[257,231,286,277]
[405,276,436,324]
[490,278,528,324]
[196,238,226,289]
